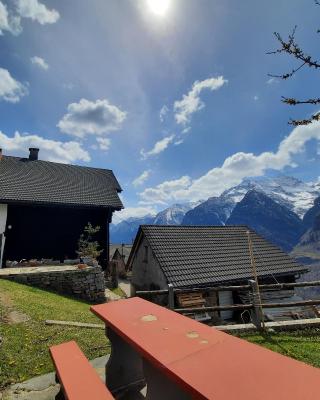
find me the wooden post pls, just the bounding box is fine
[247,231,265,331]
[168,284,174,309]
[249,279,263,330]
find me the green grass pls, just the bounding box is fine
[0,279,109,389]
[1,279,320,390]
[237,329,320,368]
[110,286,126,297]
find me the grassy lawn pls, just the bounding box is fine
[237,329,320,368]
[1,279,320,390]
[110,286,126,297]
[0,279,109,390]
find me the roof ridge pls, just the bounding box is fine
[141,224,250,228]
[2,155,114,173]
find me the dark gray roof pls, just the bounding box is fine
[0,156,123,209]
[131,225,306,288]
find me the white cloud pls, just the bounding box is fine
[96,137,111,151]
[16,0,59,25]
[0,131,90,163]
[140,134,175,159]
[57,98,127,138]
[0,67,28,103]
[182,126,191,135]
[133,170,151,187]
[30,55,49,70]
[253,95,259,101]
[0,1,21,35]
[159,105,168,122]
[174,76,227,126]
[266,77,278,85]
[140,176,192,205]
[112,206,157,224]
[139,121,320,205]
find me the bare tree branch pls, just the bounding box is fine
[281,96,320,105]
[268,9,320,126]
[289,112,320,126]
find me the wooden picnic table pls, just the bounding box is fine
[91,297,320,400]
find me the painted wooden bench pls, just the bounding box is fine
[49,340,114,400]
[91,296,320,400]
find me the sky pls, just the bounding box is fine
[1,0,320,223]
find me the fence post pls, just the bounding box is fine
[168,284,174,309]
[248,279,262,330]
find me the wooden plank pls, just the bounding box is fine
[135,280,320,296]
[45,320,105,329]
[50,341,114,400]
[91,297,320,400]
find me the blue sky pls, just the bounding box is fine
[1,0,320,222]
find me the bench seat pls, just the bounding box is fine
[50,341,114,400]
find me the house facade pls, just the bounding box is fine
[109,244,132,277]
[127,225,307,321]
[0,148,123,268]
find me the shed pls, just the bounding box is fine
[109,244,132,277]
[0,148,123,268]
[127,225,307,321]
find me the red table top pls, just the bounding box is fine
[91,297,320,400]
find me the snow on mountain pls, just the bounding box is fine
[153,202,199,225]
[227,189,305,251]
[221,176,320,218]
[110,175,320,243]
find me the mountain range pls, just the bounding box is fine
[110,175,320,252]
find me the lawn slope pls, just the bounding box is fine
[0,279,109,389]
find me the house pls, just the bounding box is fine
[109,244,132,277]
[0,148,123,269]
[127,225,307,321]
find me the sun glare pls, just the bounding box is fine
[146,0,171,16]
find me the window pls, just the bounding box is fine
[143,246,149,263]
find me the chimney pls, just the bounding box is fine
[0,148,2,161]
[29,148,39,161]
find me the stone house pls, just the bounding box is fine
[0,148,123,269]
[109,244,132,277]
[127,225,307,321]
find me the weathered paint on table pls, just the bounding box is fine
[91,297,320,400]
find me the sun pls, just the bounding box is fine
[146,0,171,16]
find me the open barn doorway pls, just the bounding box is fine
[2,204,108,267]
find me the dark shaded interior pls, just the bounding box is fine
[2,203,110,266]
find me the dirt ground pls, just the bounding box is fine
[0,290,30,325]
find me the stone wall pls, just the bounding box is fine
[0,265,106,303]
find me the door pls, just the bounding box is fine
[218,290,233,320]
[0,204,8,268]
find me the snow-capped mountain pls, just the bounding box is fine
[110,175,320,245]
[110,203,196,243]
[226,190,305,251]
[221,176,320,218]
[182,196,235,226]
[153,203,194,225]
[110,214,155,244]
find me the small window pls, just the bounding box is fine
[143,246,149,263]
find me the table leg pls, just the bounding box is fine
[105,327,146,397]
[143,360,192,400]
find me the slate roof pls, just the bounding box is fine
[130,225,306,288]
[0,155,123,209]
